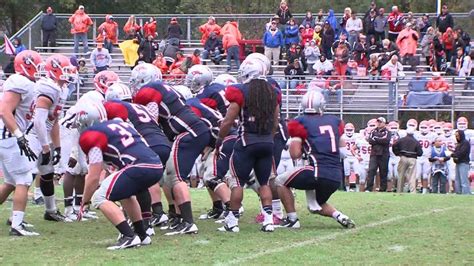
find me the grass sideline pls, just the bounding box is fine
[0,188,472,265]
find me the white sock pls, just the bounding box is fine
[345,185,350,191]
[65,206,74,215]
[225,211,239,228]
[422,188,428,194]
[331,210,342,220]
[272,199,283,219]
[11,211,24,228]
[355,184,360,192]
[287,212,298,221]
[34,187,42,200]
[263,209,273,225]
[44,195,57,212]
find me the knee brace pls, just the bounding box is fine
[40,173,55,196]
[205,177,224,192]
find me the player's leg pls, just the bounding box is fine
[269,133,286,221]
[32,177,43,205]
[353,160,363,192]
[149,143,172,226]
[200,151,225,220]
[62,171,75,219]
[254,143,277,232]
[343,159,351,192]
[421,159,430,194]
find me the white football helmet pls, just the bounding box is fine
[73,101,107,131]
[406,118,418,130]
[443,122,453,137]
[80,90,105,104]
[344,123,355,137]
[388,121,399,133]
[433,122,443,135]
[238,59,267,84]
[130,63,162,91]
[185,65,213,93]
[367,119,377,130]
[457,117,468,131]
[213,74,237,86]
[419,120,430,134]
[244,53,271,75]
[105,82,133,101]
[301,90,325,114]
[173,85,193,100]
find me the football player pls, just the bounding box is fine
[352,121,375,192]
[0,50,41,236]
[387,121,401,192]
[414,120,436,194]
[276,90,355,229]
[342,123,363,192]
[440,122,456,192]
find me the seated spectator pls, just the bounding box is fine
[168,51,187,78]
[367,35,381,55]
[285,18,299,49]
[300,23,314,47]
[453,30,466,53]
[454,26,471,55]
[353,34,369,67]
[421,27,435,66]
[167,17,183,43]
[304,40,320,75]
[321,21,335,59]
[447,47,465,76]
[153,52,169,74]
[162,38,180,62]
[322,69,343,103]
[13,38,26,55]
[368,53,380,81]
[379,38,399,66]
[202,32,223,64]
[199,16,221,45]
[301,11,315,28]
[90,43,112,74]
[282,59,304,89]
[312,54,333,75]
[408,68,428,92]
[426,72,450,92]
[143,17,157,39]
[429,137,450,194]
[77,57,89,86]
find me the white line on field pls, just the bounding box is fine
[216,207,457,266]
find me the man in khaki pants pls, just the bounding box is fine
[392,127,423,193]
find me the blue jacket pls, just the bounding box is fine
[285,25,300,45]
[263,29,284,48]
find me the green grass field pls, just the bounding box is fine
[0,188,473,265]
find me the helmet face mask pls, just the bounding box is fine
[14,50,43,80]
[44,54,78,84]
[185,65,213,93]
[457,117,468,131]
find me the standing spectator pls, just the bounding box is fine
[282,59,304,89]
[41,6,57,52]
[143,17,157,39]
[123,15,141,39]
[366,117,391,192]
[167,17,183,43]
[436,5,454,34]
[331,33,351,55]
[364,9,377,37]
[381,55,404,104]
[90,43,112,74]
[333,41,350,76]
[431,32,445,71]
[459,51,474,78]
[263,20,284,65]
[451,130,471,194]
[301,11,315,28]
[426,72,450,92]
[312,54,334,75]
[326,9,338,35]
[138,34,158,63]
[339,7,352,38]
[313,24,323,45]
[442,27,455,62]
[300,23,314,47]
[396,23,419,70]
[162,38,180,61]
[374,8,387,42]
[199,16,221,45]
[304,40,320,75]
[96,15,118,53]
[346,12,363,48]
[69,5,93,55]
[202,32,223,64]
[13,38,26,55]
[315,9,326,26]
[222,21,242,72]
[364,1,377,19]
[429,137,450,194]
[276,1,292,26]
[321,21,335,59]
[421,27,435,65]
[417,14,432,38]
[387,6,404,42]
[285,18,299,49]
[392,127,422,193]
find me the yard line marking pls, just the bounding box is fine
[217,207,456,265]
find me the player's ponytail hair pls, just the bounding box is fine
[247,79,277,134]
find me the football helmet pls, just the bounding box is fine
[388,121,399,132]
[130,63,162,91]
[443,122,453,137]
[185,65,213,93]
[457,116,468,131]
[213,74,237,86]
[72,101,107,130]
[406,118,418,130]
[14,50,43,80]
[433,122,443,135]
[301,90,325,114]
[237,59,267,84]
[419,120,430,134]
[244,53,271,75]
[105,82,133,101]
[81,90,105,104]
[43,54,78,83]
[344,123,355,137]
[367,119,377,130]
[94,70,120,94]
[173,85,193,100]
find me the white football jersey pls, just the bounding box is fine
[0,74,36,137]
[355,136,371,163]
[342,133,360,158]
[440,134,456,152]
[389,131,401,158]
[414,132,436,158]
[32,77,68,132]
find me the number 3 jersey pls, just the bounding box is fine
[79,120,161,169]
[287,114,344,182]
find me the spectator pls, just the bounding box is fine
[368,54,380,82]
[451,130,471,194]
[266,15,280,31]
[69,5,93,55]
[407,68,428,92]
[202,32,223,64]
[13,38,26,55]
[313,54,334,75]
[364,1,377,19]
[364,9,377,37]
[304,40,320,75]
[313,25,323,46]
[190,49,201,66]
[90,43,112,74]
[453,30,466,53]
[396,23,419,70]
[301,11,315,28]
[454,26,471,55]
[322,69,343,103]
[263,20,284,65]
[41,6,57,52]
[138,34,158,63]
[381,54,405,104]
[429,137,451,194]
[123,15,141,39]
[417,14,432,38]
[285,18,299,49]
[153,52,169,74]
[169,51,186,76]
[442,27,455,62]
[143,17,157,39]
[97,15,118,53]
[339,7,352,38]
[379,39,399,66]
[367,35,381,55]
[346,11,363,48]
[447,47,466,76]
[353,34,369,67]
[331,32,351,56]
[321,21,335,59]
[405,12,417,29]
[333,41,350,76]
[315,9,326,26]
[436,4,454,34]
[374,8,387,42]
[276,1,292,26]
[326,9,338,35]
[421,27,435,66]
[287,44,305,67]
[282,58,304,89]
[431,31,446,71]
[222,21,242,72]
[199,16,221,45]
[300,23,314,47]
[392,127,422,193]
[167,17,183,44]
[387,6,404,42]
[426,72,450,92]
[459,51,474,78]
[162,38,180,62]
[366,117,391,192]
[77,57,89,77]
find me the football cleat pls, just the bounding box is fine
[82,210,99,220]
[44,211,73,222]
[32,197,45,205]
[199,208,224,220]
[150,213,168,227]
[6,219,34,228]
[140,235,152,246]
[146,226,155,236]
[164,222,198,236]
[107,235,141,250]
[261,223,275,232]
[337,216,356,229]
[10,224,40,236]
[217,224,240,233]
[277,217,301,229]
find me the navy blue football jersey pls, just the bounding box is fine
[196,83,228,117]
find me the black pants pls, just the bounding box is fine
[42,30,56,51]
[374,31,385,43]
[366,154,389,192]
